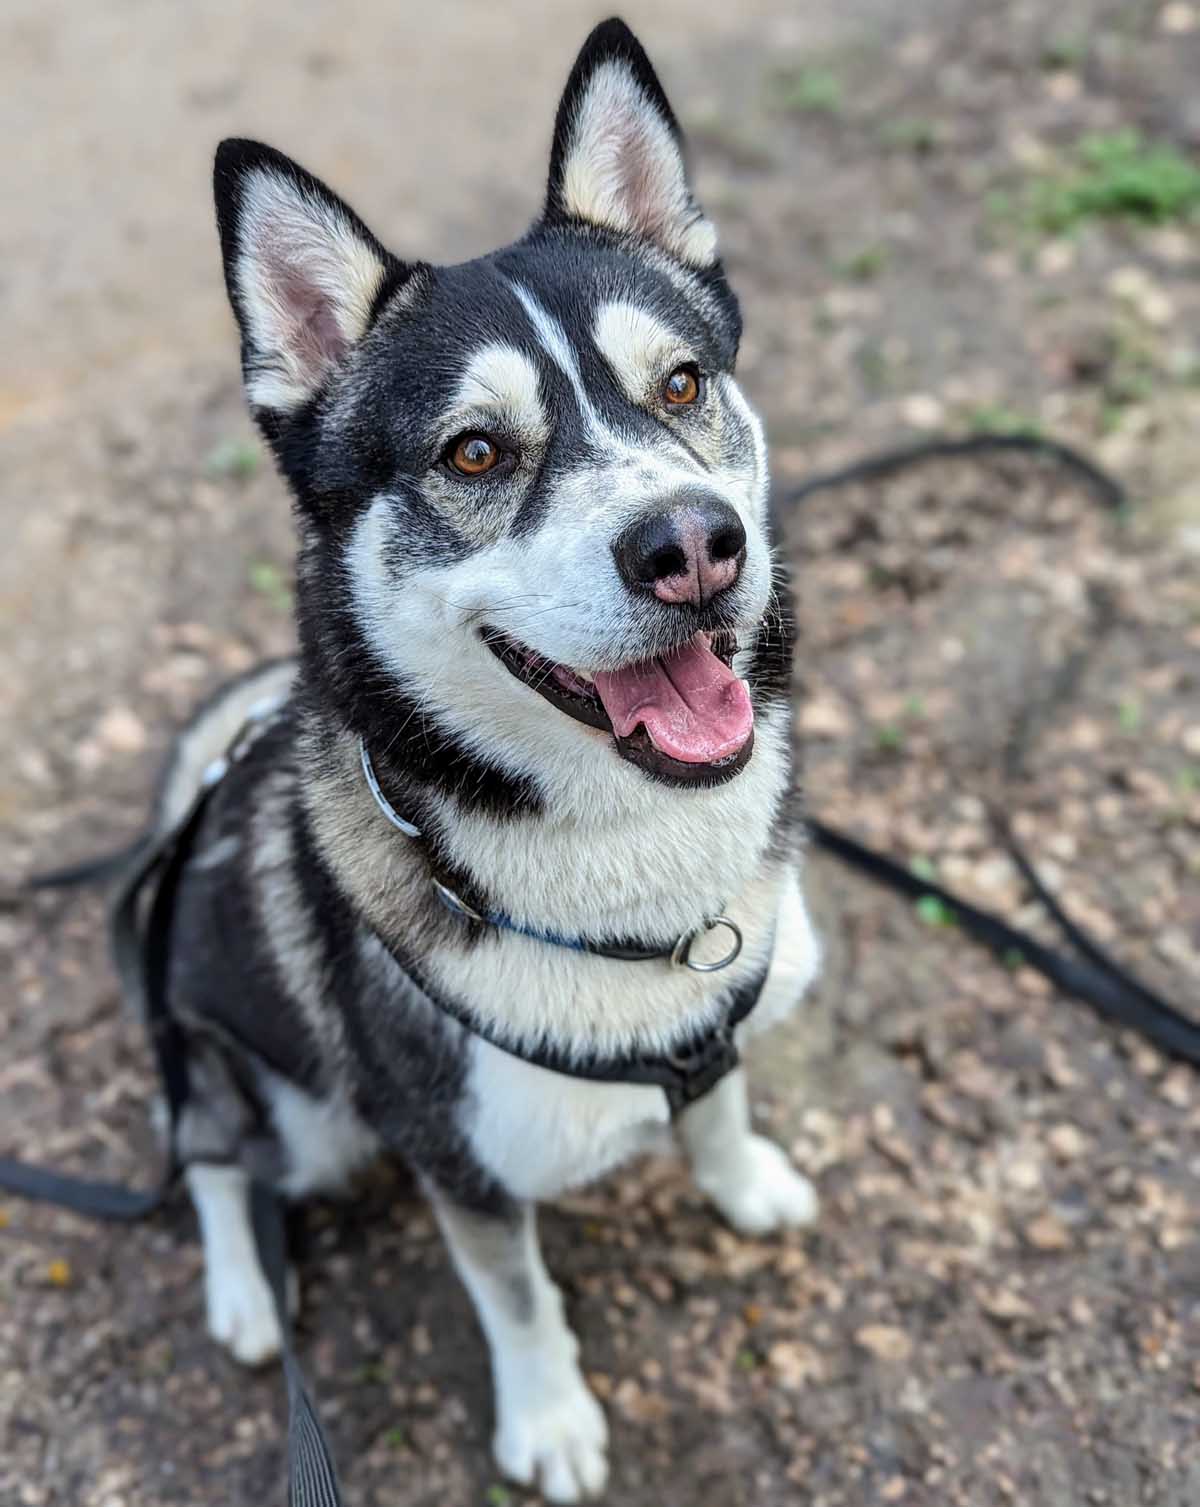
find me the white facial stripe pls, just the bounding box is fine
[717,373,769,514]
[592,301,686,404]
[508,280,706,494]
[449,343,548,442]
[509,280,626,448]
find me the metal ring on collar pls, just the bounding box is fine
[671,915,743,972]
[432,878,485,923]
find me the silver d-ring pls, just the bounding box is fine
[671,915,743,972]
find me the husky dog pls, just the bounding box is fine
[170,18,820,1501]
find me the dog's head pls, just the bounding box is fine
[214,19,786,804]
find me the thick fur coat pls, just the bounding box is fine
[168,20,821,1501]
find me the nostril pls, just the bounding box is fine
[648,544,688,581]
[709,522,746,563]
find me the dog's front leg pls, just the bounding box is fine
[429,1189,608,1503]
[187,1162,285,1366]
[677,1066,819,1235]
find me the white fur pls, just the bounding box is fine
[464,1051,673,1202]
[592,300,687,403]
[433,1197,609,1502]
[460,862,817,1201]
[677,1067,819,1233]
[236,169,388,411]
[559,60,717,267]
[446,343,549,447]
[263,1072,380,1198]
[742,865,823,1038]
[187,1163,284,1366]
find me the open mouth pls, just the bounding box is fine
[482,627,755,786]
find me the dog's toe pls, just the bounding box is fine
[205,1265,284,1368]
[699,1134,820,1236]
[494,1370,609,1502]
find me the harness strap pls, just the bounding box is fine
[396,969,764,1115]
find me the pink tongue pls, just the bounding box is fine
[593,637,753,764]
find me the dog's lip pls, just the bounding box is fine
[480,626,755,787]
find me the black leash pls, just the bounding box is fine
[770,431,1127,514]
[775,432,1197,1068]
[807,817,1200,1066]
[251,1186,344,1507]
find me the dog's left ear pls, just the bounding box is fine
[213,139,410,418]
[543,18,717,268]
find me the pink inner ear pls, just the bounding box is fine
[606,115,676,248]
[253,213,350,387]
[274,260,347,380]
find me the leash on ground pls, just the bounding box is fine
[773,432,1199,1068]
[0,430,1194,1506]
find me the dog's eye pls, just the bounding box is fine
[446,434,501,477]
[663,364,702,407]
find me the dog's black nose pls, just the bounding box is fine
[612,492,746,607]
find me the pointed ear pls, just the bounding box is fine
[544,19,717,267]
[213,139,407,415]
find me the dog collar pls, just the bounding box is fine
[359,737,744,972]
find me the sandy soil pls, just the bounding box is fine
[2,3,1198,1504]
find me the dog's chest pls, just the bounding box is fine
[462,1042,674,1202]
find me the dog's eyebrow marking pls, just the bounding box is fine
[450,343,548,441]
[507,280,705,489]
[592,301,686,404]
[506,281,618,443]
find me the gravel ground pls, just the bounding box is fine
[2,3,1198,1505]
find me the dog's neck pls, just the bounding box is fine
[296,681,795,952]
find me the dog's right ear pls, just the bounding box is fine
[543,19,717,267]
[214,139,409,417]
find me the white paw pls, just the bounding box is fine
[494,1366,610,1503]
[697,1134,820,1236]
[205,1262,285,1368]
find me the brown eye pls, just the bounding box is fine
[663,364,702,406]
[447,434,500,476]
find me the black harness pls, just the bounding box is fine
[356,732,767,1112]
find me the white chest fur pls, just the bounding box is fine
[463,1046,674,1201]
[460,864,819,1202]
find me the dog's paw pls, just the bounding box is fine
[494,1367,609,1503]
[698,1134,820,1236]
[204,1262,285,1368]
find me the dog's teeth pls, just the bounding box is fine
[552,665,595,697]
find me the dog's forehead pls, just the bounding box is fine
[372,241,723,431]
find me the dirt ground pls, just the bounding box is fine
[2,2,1199,1504]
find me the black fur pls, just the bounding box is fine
[175,19,806,1241]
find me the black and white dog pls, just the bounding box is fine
[167,18,820,1501]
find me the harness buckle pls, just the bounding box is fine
[671,915,743,972]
